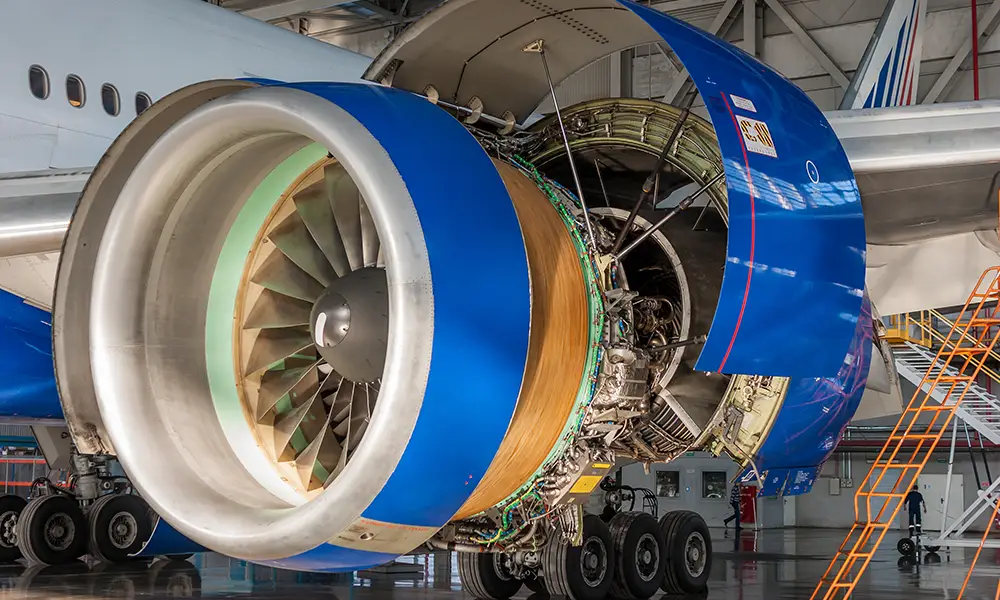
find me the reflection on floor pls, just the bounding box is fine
[0,529,997,598]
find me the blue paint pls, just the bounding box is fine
[748,466,820,496]
[744,294,873,496]
[134,517,208,557]
[0,290,61,421]
[620,1,867,378]
[259,543,397,573]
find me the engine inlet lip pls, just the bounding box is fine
[87,86,434,560]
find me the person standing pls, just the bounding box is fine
[905,484,927,536]
[723,482,741,531]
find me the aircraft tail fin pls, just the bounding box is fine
[840,0,927,109]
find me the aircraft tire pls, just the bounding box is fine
[897,537,916,556]
[88,494,152,563]
[0,495,26,563]
[17,494,88,565]
[659,510,711,595]
[609,512,665,599]
[543,514,615,600]
[457,551,522,600]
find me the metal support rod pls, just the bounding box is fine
[614,170,724,261]
[423,96,521,132]
[981,430,994,484]
[974,0,982,101]
[964,422,983,490]
[528,40,597,250]
[650,334,708,352]
[941,419,960,534]
[594,160,611,207]
[610,94,696,254]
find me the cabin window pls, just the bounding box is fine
[135,92,152,116]
[702,471,727,499]
[66,74,85,108]
[101,84,120,116]
[655,471,680,498]
[28,65,49,100]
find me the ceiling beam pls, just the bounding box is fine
[241,0,355,21]
[922,0,1000,104]
[762,0,850,88]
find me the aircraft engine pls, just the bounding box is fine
[51,0,871,571]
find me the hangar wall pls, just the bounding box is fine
[619,451,999,533]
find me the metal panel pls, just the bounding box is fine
[536,54,616,112]
[623,1,866,377]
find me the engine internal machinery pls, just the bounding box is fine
[51,0,869,584]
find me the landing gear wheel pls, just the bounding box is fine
[608,512,665,599]
[897,537,916,556]
[659,510,711,595]
[543,514,615,600]
[88,494,152,563]
[17,495,88,565]
[457,552,522,600]
[0,495,26,563]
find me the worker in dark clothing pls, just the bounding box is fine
[723,482,741,531]
[905,485,927,536]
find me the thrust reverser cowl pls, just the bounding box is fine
[51,0,869,571]
[367,0,868,378]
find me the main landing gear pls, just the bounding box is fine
[0,453,161,566]
[458,510,711,600]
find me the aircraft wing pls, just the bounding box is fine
[829,101,1000,316]
[0,168,88,309]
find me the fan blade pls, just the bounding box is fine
[293,181,352,277]
[244,327,313,377]
[358,198,379,268]
[250,251,324,303]
[256,360,320,421]
[345,385,373,451]
[269,212,338,287]
[293,407,336,490]
[326,164,364,271]
[376,246,385,269]
[273,390,318,459]
[329,380,354,425]
[243,289,313,330]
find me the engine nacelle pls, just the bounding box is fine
[51,0,870,570]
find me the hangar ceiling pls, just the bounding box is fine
[218,0,1000,111]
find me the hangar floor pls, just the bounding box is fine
[0,529,995,599]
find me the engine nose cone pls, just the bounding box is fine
[310,267,388,383]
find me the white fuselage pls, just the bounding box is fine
[0,0,371,174]
[0,0,372,308]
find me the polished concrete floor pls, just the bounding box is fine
[0,529,997,599]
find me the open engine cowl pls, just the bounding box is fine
[51,0,870,571]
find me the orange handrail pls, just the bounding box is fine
[812,266,1000,599]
